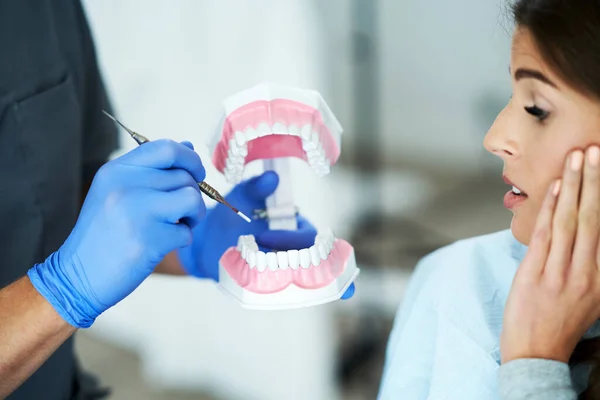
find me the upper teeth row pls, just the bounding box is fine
[223,123,331,184]
[235,231,336,272]
[512,186,521,194]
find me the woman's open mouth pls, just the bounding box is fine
[503,176,528,209]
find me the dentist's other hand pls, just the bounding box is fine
[178,170,356,299]
[28,140,207,328]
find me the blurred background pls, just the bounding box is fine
[76,0,515,399]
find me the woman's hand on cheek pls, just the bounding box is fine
[501,146,600,364]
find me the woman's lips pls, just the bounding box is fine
[504,190,527,209]
[502,174,528,209]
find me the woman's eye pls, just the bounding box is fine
[524,105,549,121]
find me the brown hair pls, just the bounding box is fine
[511,0,600,398]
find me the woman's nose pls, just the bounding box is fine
[483,107,518,161]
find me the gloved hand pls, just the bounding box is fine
[177,170,356,300]
[28,140,207,328]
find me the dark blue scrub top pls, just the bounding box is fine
[0,1,119,398]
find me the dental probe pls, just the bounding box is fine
[102,110,251,223]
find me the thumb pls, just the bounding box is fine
[237,171,279,201]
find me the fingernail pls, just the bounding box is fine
[571,151,584,170]
[553,179,562,196]
[588,146,600,166]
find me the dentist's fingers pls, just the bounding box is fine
[180,141,195,150]
[544,150,583,284]
[256,216,318,251]
[125,169,200,192]
[238,171,280,203]
[148,186,206,229]
[117,139,206,184]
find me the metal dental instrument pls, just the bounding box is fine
[102,110,251,223]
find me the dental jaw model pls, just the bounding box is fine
[209,82,359,310]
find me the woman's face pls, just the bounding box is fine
[484,27,600,245]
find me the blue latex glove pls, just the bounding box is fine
[28,140,207,328]
[177,170,355,300]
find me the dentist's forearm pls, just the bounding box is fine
[0,276,76,398]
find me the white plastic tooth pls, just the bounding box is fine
[247,251,257,269]
[318,243,328,260]
[241,244,248,259]
[327,234,335,251]
[315,144,326,156]
[229,137,238,150]
[229,172,243,185]
[277,251,289,270]
[266,252,278,271]
[224,170,235,184]
[309,159,326,169]
[256,122,271,137]
[247,240,258,252]
[312,156,329,167]
[230,165,241,175]
[288,250,299,270]
[256,251,267,272]
[289,125,300,136]
[310,131,320,146]
[258,125,271,137]
[231,159,243,173]
[228,159,240,171]
[246,127,258,141]
[319,159,330,168]
[235,131,246,147]
[272,122,287,134]
[300,124,312,140]
[239,145,248,157]
[233,130,245,143]
[299,249,311,269]
[307,151,323,163]
[309,246,321,266]
[229,141,240,158]
[302,140,317,152]
[236,236,243,251]
[315,234,329,253]
[323,239,332,254]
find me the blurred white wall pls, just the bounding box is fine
[317,0,512,175]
